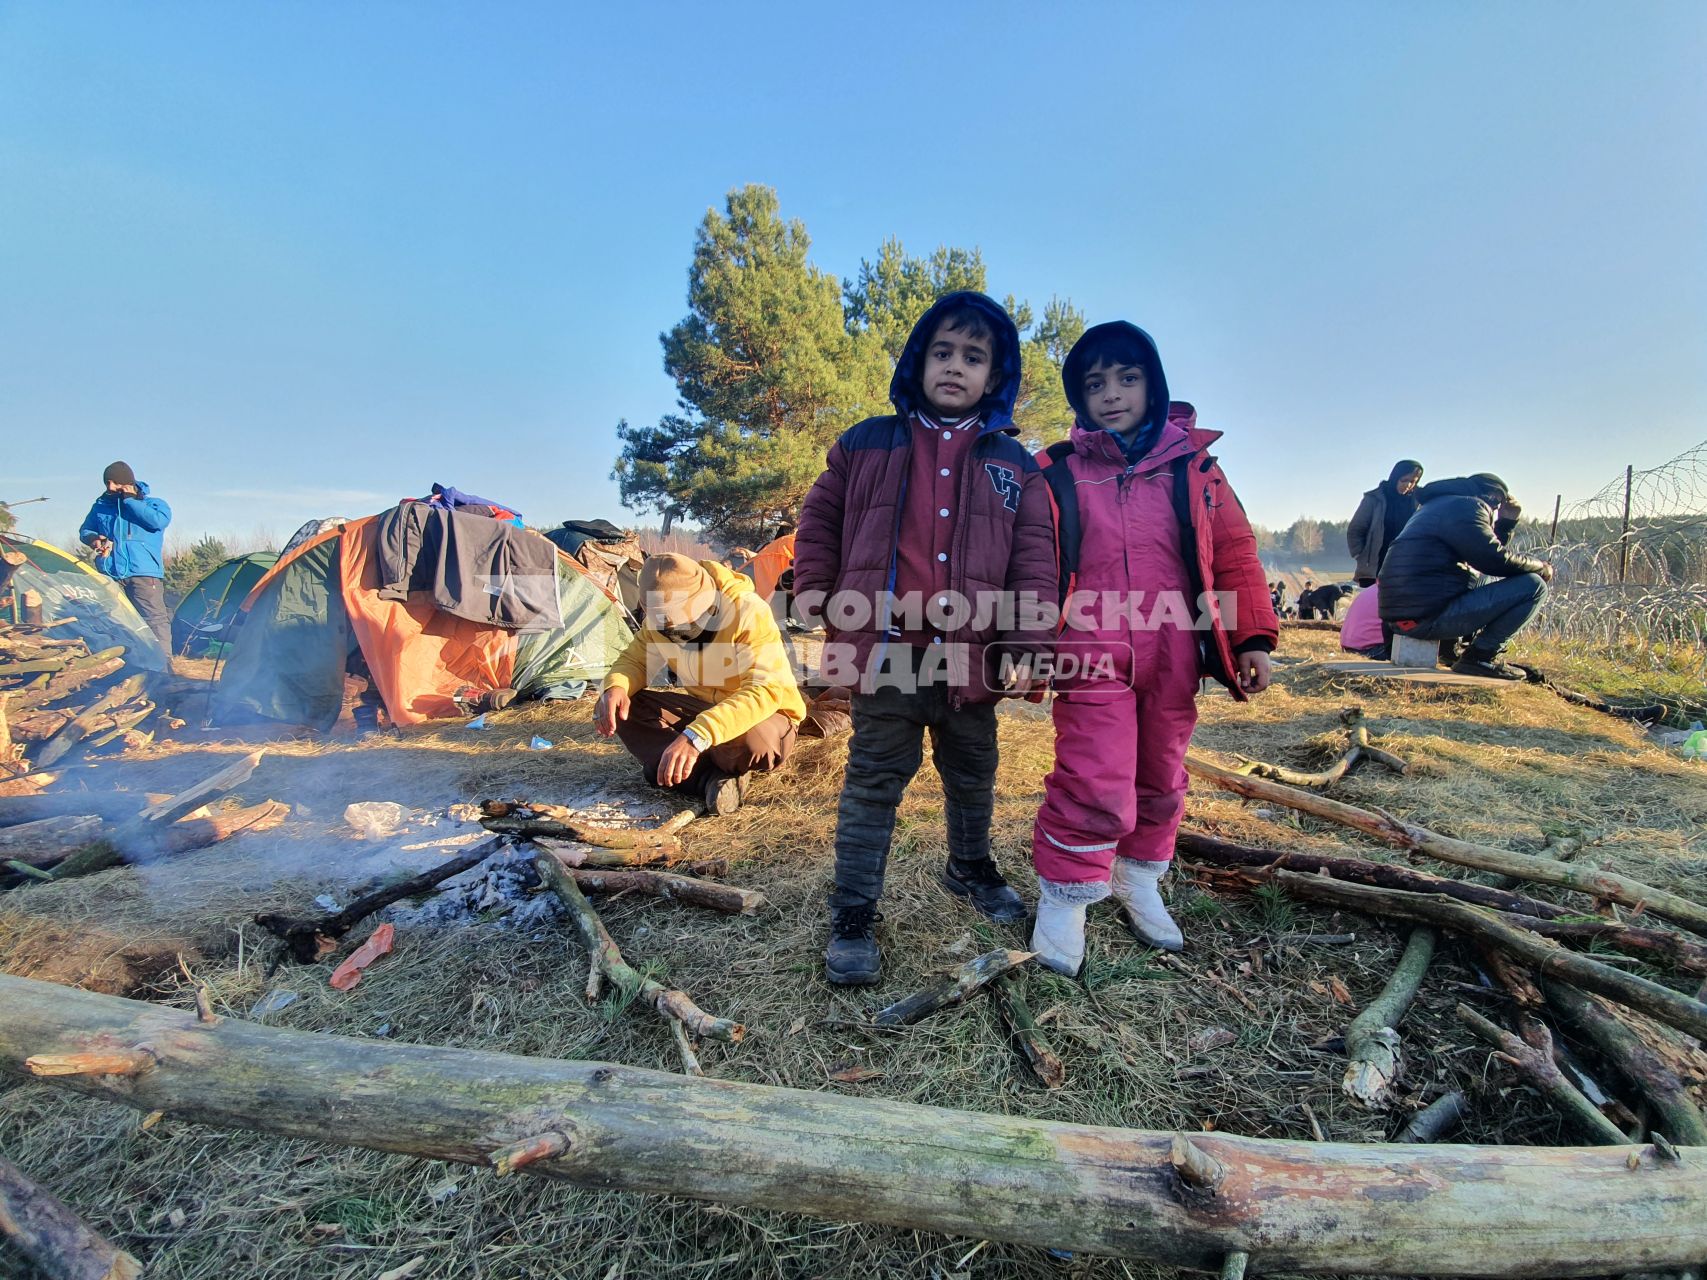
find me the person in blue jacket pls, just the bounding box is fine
[79,461,173,652]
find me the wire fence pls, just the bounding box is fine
[1512,441,1707,680]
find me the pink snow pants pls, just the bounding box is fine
[1031,624,1200,883]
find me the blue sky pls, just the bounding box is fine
[3,1,1703,550]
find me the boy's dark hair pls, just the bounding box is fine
[928,299,1003,368]
[1066,326,1151,379]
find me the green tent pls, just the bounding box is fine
[172,552,279,656]
[0,533,168,671]
[213,518,633,730]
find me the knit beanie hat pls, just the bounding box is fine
[1469,472,1510,502]
[102,461,137,488]
[638,554,718,629]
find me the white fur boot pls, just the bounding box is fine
[1030,900,1088,976]
[1031,878,1109,977]
[1110,858,1184,952]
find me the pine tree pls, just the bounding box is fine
[843,239,988,360]
[615,195,1084,542]
[614,186,888,546]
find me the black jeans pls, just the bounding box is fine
[124,576,173,653]
[829,681,998,911]
[1404,573,1548,658]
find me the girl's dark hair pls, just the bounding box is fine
[1069,326,1151,375]
[928,300,1003,368]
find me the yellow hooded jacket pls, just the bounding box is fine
[602,559,807,746]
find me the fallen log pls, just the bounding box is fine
[1543,979,1707,1148]
[1256,870,1707,1042]
[256,836,509,963]
[1395,1092,1468,1143]
[0,1153,142,1280]
[1177,831,1707,978]
[1455,1003,1628,1144]
[10,707,75,742]
[33,676,147,769]
[0,792,150,827]
[531,836,709,871]
[533,854,742,1076]
[1342,927,1436,1109]
[135,750,267,826]
[0,692,15,775]
[0,771,59,799]
[545,862,768,916]
[0,545,24,594]
[0,815,106,867]
[873,949,1034,1028]
[1,975,1703,1277]
[9,649,125,710]
[1185,756,1707,937]
[45,750,268,882]
[150,800,290,859]
[481,800,683,851]
[991,974,1066,1089]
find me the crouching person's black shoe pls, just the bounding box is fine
[1450,651,1526,680]
[941,858,1027,924]
[825,903,883,986]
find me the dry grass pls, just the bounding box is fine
[3,627,1707,1279]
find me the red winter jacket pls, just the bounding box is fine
[1040,405,1278,700]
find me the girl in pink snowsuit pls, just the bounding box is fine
[1031,322,1278,974]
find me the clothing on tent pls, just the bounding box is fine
[544,521,644,614]
[425,483,522,526]
[374,502,563,630]
[213,513,634,730]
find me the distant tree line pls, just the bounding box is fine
[1249,517,1353,561]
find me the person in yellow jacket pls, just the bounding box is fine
[595,553,807,814]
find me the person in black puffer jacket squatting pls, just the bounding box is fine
[1377,473,1553,679]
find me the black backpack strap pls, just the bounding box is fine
[1040,441,1080,603]
[1171,454,1231,685]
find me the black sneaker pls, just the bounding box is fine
[825,904,883,986]
[703,770,746,816]
[1450,654,1525,680]
[941,859,1027,924]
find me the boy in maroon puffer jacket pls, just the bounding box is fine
[794,291,1057,986]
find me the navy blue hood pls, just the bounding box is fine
[1061,321,1172,457]
[890,291,1023,431]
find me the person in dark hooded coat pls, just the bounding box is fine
[1348,460,1423,586]
[1378,473,1552,678]
[795,292,1057,986]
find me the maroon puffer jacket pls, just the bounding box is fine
[794,414,1057,702]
